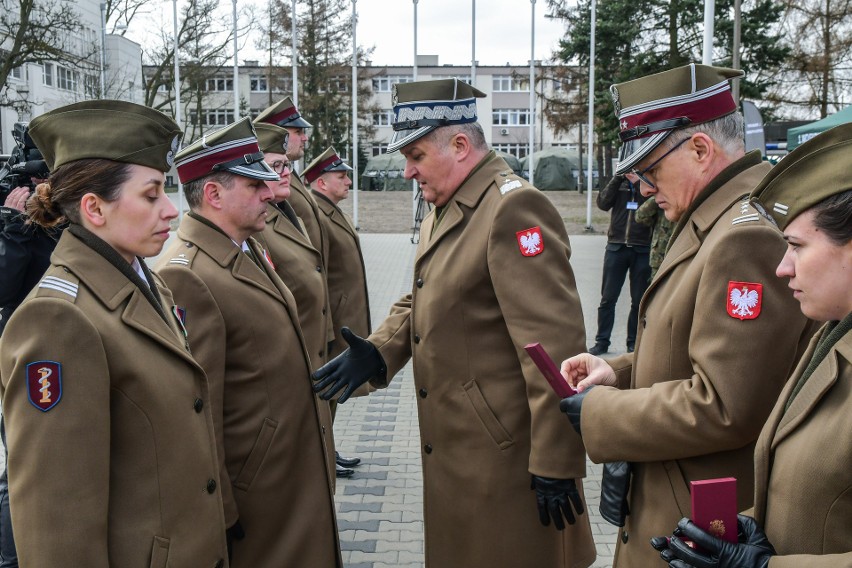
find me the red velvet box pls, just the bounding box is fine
[524,343,577,398]
[691,477,738,546]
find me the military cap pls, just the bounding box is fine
[175,117,279,184]
[750,122,852,230]
[611,63,743,175]
[255,123,290,154]
[253,97,312,129]
[303,146,353,184]
[388,77,486,153]
[28,100,181,172]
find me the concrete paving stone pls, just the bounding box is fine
[340,502,384,513]
[359,434,395,442]
[344,485,386,496]
[338,519,382,532]
[345,563,374,568]
[341,540,378,553]
[358,510,404,522]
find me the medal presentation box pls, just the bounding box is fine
[524,343,578,398]
[691,477,738,548]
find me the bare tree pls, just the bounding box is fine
[0,0,96,108]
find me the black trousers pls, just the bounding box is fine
[594,244,651,349]
[0,477,17,568]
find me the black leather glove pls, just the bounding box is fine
[599,461,632,527]
[226,519,245,562]
[650,515,775,568]
[531,475,585,531]
[558,386,594,435]
[312,327,387,404]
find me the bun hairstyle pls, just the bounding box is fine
[26,159,132,227]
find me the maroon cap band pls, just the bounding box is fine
[304,154,342,184]
[260,106,299,127]
[176,139,261,183]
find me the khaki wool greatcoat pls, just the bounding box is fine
[579,153,816,568]
[253,200,337,483]
[155,214,341,568]
[289,172,329,266]
[368,153,596,568]
[751,322,852,567]
[0,230,228,568]
[312,191,372,357]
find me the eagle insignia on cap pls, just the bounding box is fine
[166,135,180,167]
[610,85,621,116]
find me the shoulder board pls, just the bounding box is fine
[494,170,528,196]
[165,242,200,267]
[35,267,80,302]
[729,196,762,226]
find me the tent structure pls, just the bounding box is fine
[495,150,523,176]
[786,106,852,151]
[520,148,581,191]
[360,152,409,191]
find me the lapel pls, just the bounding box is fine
[772,331,849,448]
[315,192,358,240]
[268,203,321,258]
[416,153,501,265]
[177,214,290,309]
[52,232,196,366]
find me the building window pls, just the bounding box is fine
[493,75,527,92]
[371,110,394,127]
[57,66,78,91]
[493,143,530,159]
[42,63,54,86]
[10,66,23,80]
[250,75,268,92]
[84,74,98,97]
[272,77,292,93]
[189,109,235,126]
[206,77,234,91]
[371,143,388,156]
[493,108,531,126]
[372,75,413,92]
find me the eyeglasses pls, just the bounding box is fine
[270,160,291,176]
[631,136,689,189]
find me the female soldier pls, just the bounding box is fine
[0,100,228,568]
[652,123,852,567]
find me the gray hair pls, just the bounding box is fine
[183,172,235,210]
[663,112,745,157]
[429,122,488,152]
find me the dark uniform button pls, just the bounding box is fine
[318,350,324,358]
[215,559,224,568]
[414,334,421,344]
[316,265,322,272]
[418,388,428,398]
[416,278,424,288]
[185,242,193,248]
[206,479,217,493]
[621,530,629,544]
[641,317,646,328]
[424,444,433,454]
[322,308,327,315]
[193,398,204,413]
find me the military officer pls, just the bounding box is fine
[0,100,228,567]
[559,64,817,568]
[313,78,596,568]
[652,123,852,568]
[250,123,342,480]
[155,118,341,567]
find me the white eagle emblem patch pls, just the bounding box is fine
[727,281,763,320]
[516,226,544,257]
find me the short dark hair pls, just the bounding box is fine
[811,188,852,245]
[183,172,235,210]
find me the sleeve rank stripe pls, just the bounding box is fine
[732,214,760,225]
[39,277,79,298]
[169,258,190,265]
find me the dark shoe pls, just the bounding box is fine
[336,465,354,478]
[588,344,609,356]
[336,451,361,468]
[626,345,635,353]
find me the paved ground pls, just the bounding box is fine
[333,233,631,568]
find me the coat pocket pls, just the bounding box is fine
[148,536,170,568]
[463,379,514,449]
[234,418,278,491]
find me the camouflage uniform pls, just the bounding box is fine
[635,196,674,280]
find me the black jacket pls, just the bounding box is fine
[0,207,63,335]
[597,176,651,248]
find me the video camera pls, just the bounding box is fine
[0,122,50,204]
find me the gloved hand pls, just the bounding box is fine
[650,515,775,568]
[599,461,632,527]
[312,327,386,404]
[226,519,245,562]
[531,475,585,531]
[559,386,594,435]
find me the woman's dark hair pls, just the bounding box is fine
[27,159,133,227]
[811,188,852,246]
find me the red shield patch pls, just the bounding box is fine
[26,361,62,412]
[727,281,763,320]
[516,226,544,257]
